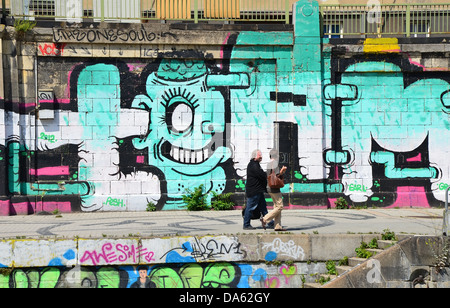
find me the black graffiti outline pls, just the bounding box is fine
[160,236,245,261]
[52,26,178,44]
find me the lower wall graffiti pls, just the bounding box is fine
[0,234,339,288]
[0,262,324,288]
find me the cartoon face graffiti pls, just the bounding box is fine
[131,58,248,209]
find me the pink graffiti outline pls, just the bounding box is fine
[280,265,297,284]
[264,277,280,288]
[80,242,156,266]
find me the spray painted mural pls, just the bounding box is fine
[0,235,324,288]
[325,54,450,206]
[0,262,316,289]
[0,262,312,289]
[1,0,450,214]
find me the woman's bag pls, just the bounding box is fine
[268,170,284,189]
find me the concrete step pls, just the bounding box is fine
[303,282,322,288]
[303,274,338,288]
[367,248,384,256]
[321,239,399,287]
[336,265,353,275]
[324,274,338,281]
[377,240,397,249]
[349,257,367,267]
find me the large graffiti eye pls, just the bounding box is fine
[441,89,450,109]
[166,101,194,135]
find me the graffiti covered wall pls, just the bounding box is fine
[0,234,334,288]
[1,0,450,214]
[0,261,315,289]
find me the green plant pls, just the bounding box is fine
[355,241,373,259]
[317,275,331,285]
[14,19,37,33]
[368,238,378,249]
[335,197,349,209]
[426,238,450,274]
[51,209,62,218]
[338,256,349,266]
[381,228,397,241]
[325,260,337,275]
[211,191,235,211]
[300,274,306,285]
[182,184,210,211]
[146,201,156,212]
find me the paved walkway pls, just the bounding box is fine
[0,208,445,239]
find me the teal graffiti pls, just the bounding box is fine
[149,263,241,288]
[3,0,448,212]
[130,57,248,209]
[5,140,89,197]
[0,263,272,288]
[371,151,438,179]
[327,61,450,203]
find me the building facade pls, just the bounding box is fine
[0,0,450,214]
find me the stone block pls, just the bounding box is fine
[311,234,362,261]
[259,234,310,262]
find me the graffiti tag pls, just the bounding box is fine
[80,242,155,266]
[39,132,57,144]
[52,26,178,44]
[38,43,67,56]
[262,238,305,260]
[103,197,126,208]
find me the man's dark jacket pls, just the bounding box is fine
[245,159,267,197]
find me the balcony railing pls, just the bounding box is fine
[3,0,291,23]
[321,3,450,38]
[2,1,450,37]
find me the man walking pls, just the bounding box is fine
[243,149,269,230]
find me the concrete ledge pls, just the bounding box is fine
[0,233,382,268]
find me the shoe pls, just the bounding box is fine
[243,226,256,230]
[275,228,287,232]
[260,218,266,230]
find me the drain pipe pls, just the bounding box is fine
[34,55,38,168]
[443,186,450,236]
[30,56,66,195]
[33,55,40,203]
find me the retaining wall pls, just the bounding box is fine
[0,233,378,288]
[325,236,450,288]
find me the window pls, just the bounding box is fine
[323,23,343,38]
[410,20,430,37]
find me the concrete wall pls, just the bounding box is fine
[1,0,450,215]
[325,236,450,288]
[0,233,447,288]
[0,233,376,288]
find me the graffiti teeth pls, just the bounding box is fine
[197,150,204,163]
[163,142,212,165]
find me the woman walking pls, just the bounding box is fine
[261,149,287,231]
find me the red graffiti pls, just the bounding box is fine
[80,242,156,266]
[39,43,67,56]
